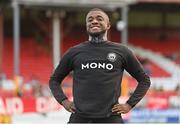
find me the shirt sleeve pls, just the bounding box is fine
[122,46,151,108]
[49,48,73,104]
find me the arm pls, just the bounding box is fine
[112,47,151,114]
[49,49,75,112]
[123,48,151,108]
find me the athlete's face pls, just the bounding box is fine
[86,10,110,36]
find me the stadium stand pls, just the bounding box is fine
[2,38,52,84]
[3,27,176,84]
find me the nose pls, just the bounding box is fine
[91,19,98,24]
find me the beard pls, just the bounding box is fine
[87,30,106,43]
[87,29,106,37]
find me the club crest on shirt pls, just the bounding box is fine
[107,52,117,62]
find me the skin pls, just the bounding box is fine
[62,99,75,113]
[86,10,110,41]
[62,9,132,115]
[112,103,132,114]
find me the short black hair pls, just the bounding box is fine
[87,8,109,22]
[88,8,108,16]
[89,8,105,13]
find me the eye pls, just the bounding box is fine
[87,17,93,22]
[88,19,92,22]
[97,17,104,21]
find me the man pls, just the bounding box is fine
[49,8,151,123]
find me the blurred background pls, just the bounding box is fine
[0,0,180,123]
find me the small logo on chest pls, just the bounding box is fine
[107,52,117,62]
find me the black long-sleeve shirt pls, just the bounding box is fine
[49,41,151,118]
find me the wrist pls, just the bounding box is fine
[126,102,132,110]
[61,98,68,105]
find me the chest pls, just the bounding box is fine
[72,48,124,71]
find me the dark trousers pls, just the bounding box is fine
[68,113,124,123]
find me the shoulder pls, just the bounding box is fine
[108,42,135,61]
[107,41,131,51]
[63,41,88,56]
[70,41,88,50]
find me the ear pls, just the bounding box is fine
[107,22,111,29]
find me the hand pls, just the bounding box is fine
[61,99,76,113]
[112,103,132,114]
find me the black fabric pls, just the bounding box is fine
[68,113,124,123]
[49,40,151,118]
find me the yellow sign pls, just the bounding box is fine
[0,114,11,124]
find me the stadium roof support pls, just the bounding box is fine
[0,9,3,74]
[12,0,20,75]
[138,0,180,3]
[52,11,61,69]
[16,0,137,8]
[121,6,129,44]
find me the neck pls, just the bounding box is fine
[88,33,107,43]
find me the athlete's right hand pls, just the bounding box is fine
[61,99,76,113]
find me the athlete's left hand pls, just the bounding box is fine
[112,103,132,114]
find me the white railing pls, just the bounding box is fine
[128,44,180,90]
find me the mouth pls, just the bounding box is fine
[90,26,101,31]
[92,27,100,30]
